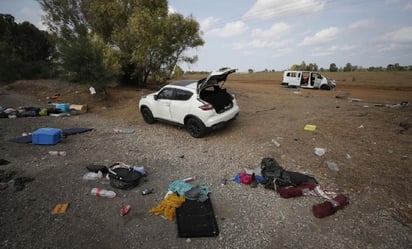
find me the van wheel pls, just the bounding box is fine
[141,107,155,124]
[186,117,206,138]
[320,85,331,90]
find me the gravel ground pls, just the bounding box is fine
[0,83,411,249]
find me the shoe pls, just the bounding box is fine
[250,173,258,188]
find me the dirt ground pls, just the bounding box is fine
[0,76,411,249]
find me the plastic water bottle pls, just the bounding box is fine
[132,166,147,175]
[182,176,195,182]
[326,161,339,171]
[113,128,134,134]
[82,171,103,180]
[48,151,67,156]
[271,139,280,147]
[314,148,325,156]
[91,188,116,198]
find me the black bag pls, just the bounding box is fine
[260,157,318,190]
[108,162,142,189]
[261,157,305,189]
[260,157,288,189]
[261,157,284,179]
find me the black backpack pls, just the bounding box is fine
[261,157,318,190]
[260,157,292,189]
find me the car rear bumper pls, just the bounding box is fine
[203,105,240,128]
[210,112,239,130]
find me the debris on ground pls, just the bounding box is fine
[326,161,339,171]
[120,205,131,216]
[258,157,348,218]
[12,176,35,192]
[150,193,185,221]
[107,162,144,189]
[314,147,326,156]
[113,128,135,134]
[90,188,117,198]
[374,101,409,108]
[82,171,103,180]
[51,203,69,215]
[9,127,93,144]
[335,92,351,99]
[399,121,410,133]
[304,124,317,132]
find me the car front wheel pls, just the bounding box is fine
[141,107,155,124]
[186,117,207,138]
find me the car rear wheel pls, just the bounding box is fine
[186,117,207,138]
[320,85,331,90]
[141,107,155,124]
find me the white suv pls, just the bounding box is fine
[138,68,239,138]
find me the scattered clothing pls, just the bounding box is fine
[250,173,258,188]
[149,193,185,221]
[233,172,263,185]
[278,181,317,198]
[257,157,348,218]
[312,194,349,218]
[168,180,209,201]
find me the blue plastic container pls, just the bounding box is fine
[32,128,62,145]
[56,103,69,112]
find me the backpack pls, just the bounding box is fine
[260,157,292,190]
[260,157,318,190]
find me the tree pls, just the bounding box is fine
[290,64,298,70]
[171,65,184,79]
[39,0,204,86]
[299,61,306,71]
[38,0,117,84]
[0,14,53,83]
[16,21,54,78]
[329,63,337,72]
[307,63,318,71]
[343,63,352,72]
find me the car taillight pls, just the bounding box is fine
[198,100,214,111]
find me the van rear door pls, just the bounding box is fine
[285,71,301,87]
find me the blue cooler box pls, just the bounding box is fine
[32,128,62,145]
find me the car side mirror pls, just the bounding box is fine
[153,95,158,100]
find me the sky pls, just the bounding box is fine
[1,0,412,72]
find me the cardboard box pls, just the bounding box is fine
[32,128,62,145]
[69,104,87,113]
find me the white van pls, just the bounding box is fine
[281,71,336,90]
